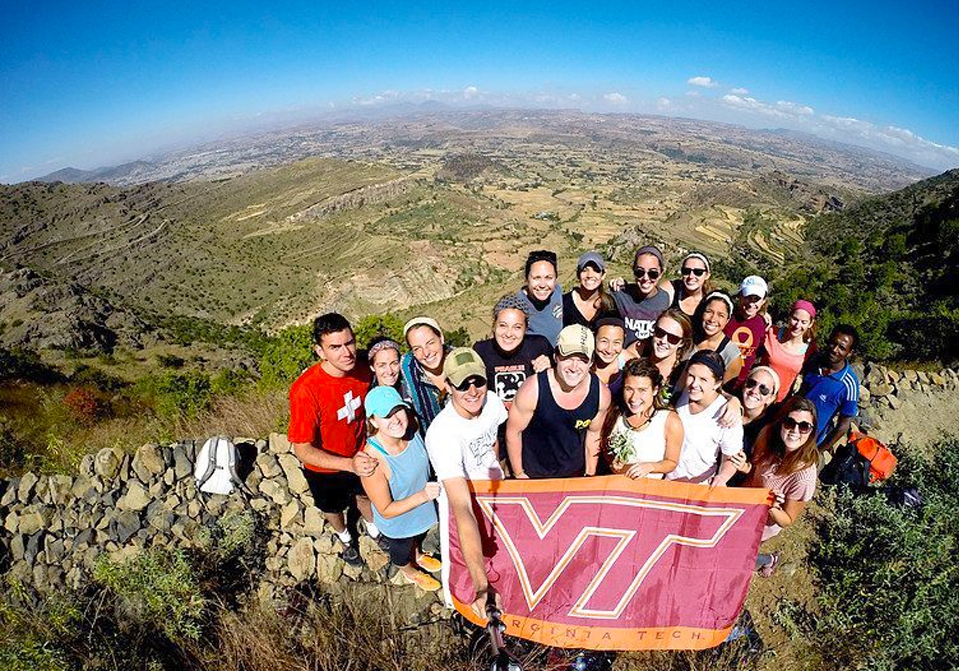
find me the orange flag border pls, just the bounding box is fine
[450,475,771,651]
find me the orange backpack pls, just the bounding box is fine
[848,432,897,483]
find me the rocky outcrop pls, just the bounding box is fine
[0,267,152,353]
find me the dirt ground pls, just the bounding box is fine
[869,386,959,450]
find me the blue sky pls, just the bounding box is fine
[2,1,957,182]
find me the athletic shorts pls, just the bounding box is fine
[384,531,427,567]
[302,469,365,513]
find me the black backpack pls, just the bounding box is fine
[820,442,871,492]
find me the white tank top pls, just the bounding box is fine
[611,409,669,479]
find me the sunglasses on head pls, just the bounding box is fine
[744,378,773,396]
[681,266,707,277]
[782,417,814,434]
[653,326,683,345]
[529,250,557,265]
[633,267,661,280]
[451,375,487,392]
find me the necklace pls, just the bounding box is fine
[624,409,654,431]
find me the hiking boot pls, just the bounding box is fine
[402,569,441,592]
[340,544,365,568]
[416,553,442,573]
[372,534,391,553]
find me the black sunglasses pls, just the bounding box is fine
[745,378,773,396]
[633,267,661,280]
[528,250,558,265]
[451,375,487,392]
[782,417,814,434]
[653,326,683,345]
[681,267,708,277]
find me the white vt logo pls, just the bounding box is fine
[475,495,743,619]
[337,391,361,422]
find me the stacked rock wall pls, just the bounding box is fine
[0,433,430,604]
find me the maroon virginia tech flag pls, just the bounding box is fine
[448,475,770,651]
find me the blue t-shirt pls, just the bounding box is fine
[801,362,859,445]
[516,285,564,345]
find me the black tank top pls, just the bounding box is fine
[521,370,601,478]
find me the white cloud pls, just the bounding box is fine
[463,85,479,100]
[603,92,628,105]
[729,87,749,95]
[776,100,814,116]
[685,90,701,98]
[687,76,718,88]
[657,97,672,109]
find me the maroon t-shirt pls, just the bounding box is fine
[724,314,766,386]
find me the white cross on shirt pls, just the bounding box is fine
[336,390,361,423]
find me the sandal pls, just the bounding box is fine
[402,569,441,592]
[759,552,780,578]
[416,553,442,573]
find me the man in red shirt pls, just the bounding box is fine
[288,312,380,566]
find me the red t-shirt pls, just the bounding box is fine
[287,363,370,473]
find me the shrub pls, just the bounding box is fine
[780,438,959,670]
[256,324,314,389]
[157,353,186,369]
[135,371,214,420]
[354,313,405,349]
[93,547,206,643]
[62,387,109,425]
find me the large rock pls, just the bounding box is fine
[94,447,124,480]
[870,382,894,398]
[47,475,73,505]
[270,432,293,454]
[18,472,39,503]
[18,505,51,535]
[278,453,310,496]
[71,474,96,498]
[256,453,283,479]
[117,481,151,512]
[303,506,326,537]
[287,537,316,581]
[79,453,96,477]
[172,446,192,479]
[280,500,303,529]
[0,482,17,507]
[138,443,165,474]
[316,552,343,584]
[4,510,19,533]
[259,479,291,506]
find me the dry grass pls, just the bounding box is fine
[177,387,289,441]
[206,584,471,671]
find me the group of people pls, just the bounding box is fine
[287,245,862,615]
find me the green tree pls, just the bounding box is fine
[353,313,405,349]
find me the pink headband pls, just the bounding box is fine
[792,299,817,320]
[368,339,401,361]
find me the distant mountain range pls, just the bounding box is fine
[32,109,933,192]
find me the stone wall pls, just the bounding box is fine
[0,433,437,608]
[856,362,959,434]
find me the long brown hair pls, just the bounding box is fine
[751,397,819,476]
[600,359,666,455]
